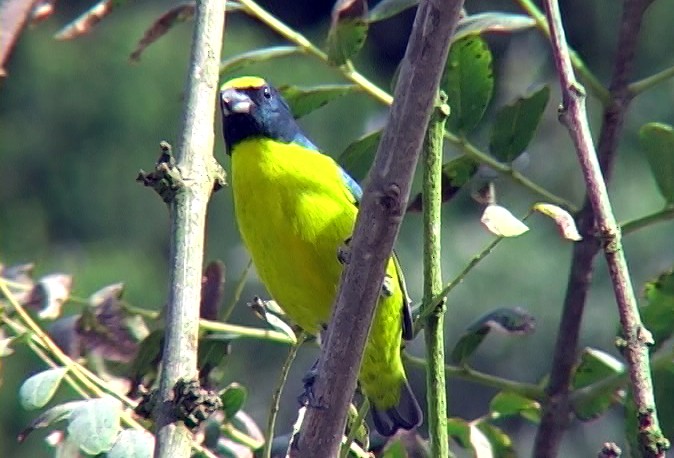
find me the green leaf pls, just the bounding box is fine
[67,398,121,454]
[454,12,536,42]
[20,367,68,410]
[128,329,163,387]
[198,334,232,384]
[447,418,493,456]
[338,130,381,182]
[326,0,368,66]
[18,401,84,443]
[443,35,494,134]
[571,347,624,421]
[107,429,154,458]
[368,0,417,22]
[278,84,359,119]
[640,123,674,203]
[220,382,247,420]
[219,46,302,76]
[489,86,550,162]
[640,269,674,352]
[476,422,515,458]
[407,155,479,212]
[489,391,541,423]
[450,308,535,364]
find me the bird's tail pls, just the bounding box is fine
[370,378,422,436]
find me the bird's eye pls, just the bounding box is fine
[262,87,272,99]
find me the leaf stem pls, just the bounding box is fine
[629,64,674,95]
[404,352,544,400]
[620,205,674,235]
[199,318,296,344]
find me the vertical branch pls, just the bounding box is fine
[540,1,667,457]
[153,1,226,457]
[297,0,464,456]
[533,1,655,455]
[423,92,450,457]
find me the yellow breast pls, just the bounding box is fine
[231,138,357,333]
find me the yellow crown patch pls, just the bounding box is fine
[221,76,267,91]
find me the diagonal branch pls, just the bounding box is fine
[533,1,654,455]
[152,0,226,457]
[536,1,667,457]
[296,0,465,456]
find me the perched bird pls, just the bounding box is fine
[219,76,422,436]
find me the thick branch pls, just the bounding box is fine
[533,1,653,456]
[539,1,666,457]
[153,1,226,457]
[296,1,464,455]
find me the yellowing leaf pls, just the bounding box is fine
[480,205,529,237]
[533,202,582,241]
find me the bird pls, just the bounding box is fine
[219,76,422,436]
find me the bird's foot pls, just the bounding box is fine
[381,274,394,297]
[337,237,352,265]
[298,363,325,410]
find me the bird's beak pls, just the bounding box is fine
[220,88,253,115]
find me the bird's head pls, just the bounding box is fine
[220,76,310,155]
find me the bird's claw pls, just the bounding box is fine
[381,274,394,297]
[298,365,325,409]
[337,237,352,265]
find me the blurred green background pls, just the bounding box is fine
[1,0,673,456]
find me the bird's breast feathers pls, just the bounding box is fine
[231,138,356,331]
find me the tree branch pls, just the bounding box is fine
[534,1,653,455]
[536,1,667,457]
[296,1,465,455]
[153,0,226,457]
[423,93,449,456]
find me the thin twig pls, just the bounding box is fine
[220,258,253,321]
[539,1,667,457]
[153,0,226,456]
[296,1,465,455]
[262,332,305,458]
